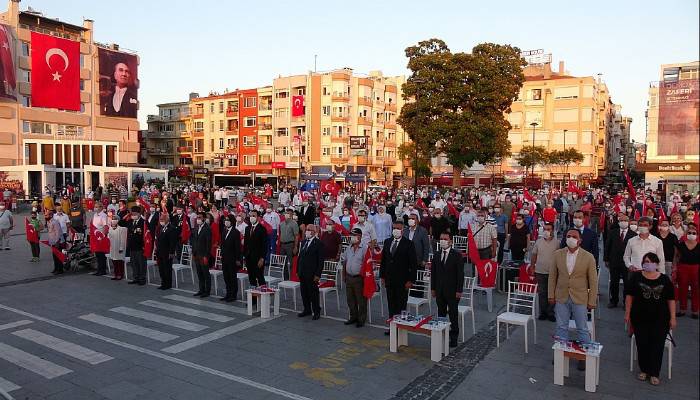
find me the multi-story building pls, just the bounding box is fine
[0,0,154,196]
[144,101,189,169]
[606,105,633,178]
[642,61,699,194]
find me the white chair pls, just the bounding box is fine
[496,281,538,353]
[210,248,224,296]
[458,276,477,341]
[319,260,340,316]
[474,262,499,313]
[630,331,673,379]
[453,235,468,258]
[172,244,195,288]
[273,256,300,310]
[237,269,249,300]
[146,251,158,285]
[367,262,384,324]
[407,270,431,315]
[568,309,596,341]
[106,254,129,281]
[264,254,286,285]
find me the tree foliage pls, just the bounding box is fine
[397,142,432,178]
[398,39,525,186]
[516,145,550,171]
[548,148,584,170]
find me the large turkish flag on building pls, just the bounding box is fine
[30,32,80,110]
[291,95,304,117]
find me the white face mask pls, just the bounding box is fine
[566,237,579,249]
[629,224,638,232]
[392,229,402,239]
[358,216,365,223]
[542,230,551,239]
[573,218,583,227]
[439,239,450,250]
[350,236,359,244]
[249,216,257,224]
[637,226,649,235]
[326,225,333,232]
[224,220,232,228]
[305,231,314,239]
[110,220,118,227]
[619,221,629,229]
[407,219,416,227]
[687,234,697,241]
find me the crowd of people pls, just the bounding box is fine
[12,180,700,385]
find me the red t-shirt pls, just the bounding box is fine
[543,208,557,223]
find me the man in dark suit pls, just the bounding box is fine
[299,201,316,227]
[147,205,160,242]
[380,220,418,333]
[297,224,324,320]
[603,212,637,308]
[431,232,465,347]
[100,62,138,118]
[191,212,212,297]
[244,210,269,287]
[155,213,178,290]
[220,214,241,302]
[560,210,599,267]
[126,206,146,285]
[403,214,431,269]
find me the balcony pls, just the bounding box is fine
[258,103,273,112]
[385,103,397,112]
[226,109,238,117]
[385,85,397,94]
[226,146,238,154]
[193,131,204,138]
[332,92,349,102]
[331,115,349,123]
[330,136,346,144]
[259,123,272,131]
[355,156,370,165]
[145,131,178,139]
[385,139,396,148]
[358,96,373,107]
[385,159,397,166]
[147,147,175,155]
[225,128,239,136]
[358,117,373,126]
[147,113,188,122]
[177,146,192,153]
[384,122,397,130]
[331,156,349,164]
[192,112,204,119]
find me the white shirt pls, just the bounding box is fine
[278,191,291,207]
[235,221,248,237]
[352,221,377,247]
[92,211,108,231]
[623,234,666,273]
[112,86,127,112]
[263,211,280,230]
[55,212,70,234]
[566,248,579,275]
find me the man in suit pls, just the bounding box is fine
[603,212,637,308]
[549,229,598,351]
[380,220,418,334]
[100,62,138,118]
[155,213,178,290]
[147,205,160,242]
[126,206,146,285]
[297,224,324,320]
[431,232,465,347]
[299,200,316,227]
[403,214,431,269]
[560,210,599,268]
[220,214,241,302]
[191,212,212,297]
[244,210,269,287]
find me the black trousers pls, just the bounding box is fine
[535,273,554,317]
[30,242,40,258]
[222,260,239,299]
[299,276,320,314]
[633,320,668,377]
[52,245,64,272]
[435,292,459,341]
[609,265,626,305]
[158,255,173,288]
[496,233,506,264]
[95,252,107,275]
[246,259,266,286]
[130,250,146,283]
[386,284,409,317]
[195,258,211,294]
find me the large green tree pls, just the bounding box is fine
[398,39,525,187]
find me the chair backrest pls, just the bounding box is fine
[179,244,191,265]
[506,281,537,316]
[461,276,476,306]
[453,235,468,256]
[341,236,351,246]
[214,248,222,269]
[409,269,430,299]
[321,260,339,283]
[268,254,287,279]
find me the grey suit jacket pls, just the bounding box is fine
[404,225,430,265]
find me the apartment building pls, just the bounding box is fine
[144,101,189,169]
[0,0,147,195]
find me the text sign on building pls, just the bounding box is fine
[349,136,368,150]
[521,49,552,65]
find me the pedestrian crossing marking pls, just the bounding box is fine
[162,294,248,314]
[0,376,20,393]
[78,313,178,342]
[161,316,277,354]
[110,306,209,332]
[0,320,32,331]
[0,342,72,379]
[140,300,235,322]
[11,328,113,365]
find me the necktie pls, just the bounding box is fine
[442,250,447,264]
[391,240,398,255]
[620,230,624,241]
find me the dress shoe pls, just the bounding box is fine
[137,282,146,286]
[577,360,586,371]
[225,297,235,303]
[356,323,364,328]
[548,316,556,322]
[193,292,203,297]
[127,280,138,285]
[449,340,458,348]
[298,311,311,317]
[607,303,617,309]
[312,314,320,320]
[538,315,548,321]
[199,293,209,298]
[344,319,357,325]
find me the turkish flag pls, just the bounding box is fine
[320,180,339,197]
[143,223,154,258]
[180,218,191,244]
[30,32,80,110]
[468,225,498,288]
[89,223,110,253]
[291,95,304,117]
[25,218,39,243]
[0,24,17,100]
[361,247,377,299]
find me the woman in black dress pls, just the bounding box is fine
[508,215,530,261]
[625,252,676,386]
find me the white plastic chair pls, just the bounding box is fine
[264,254,286,285]
[458,276,477,341]
[496,281,538,353]
[407,270,431,315]
[172,244,195,288]
[275,256,301,310]
[453,235,468,258]
[367,262,384,324]
[106,254,129,281]
[319,260,340,316]
[146,251,158,284]
[474,261,499,313]
[630,331,673,379]
[210,248,224,296]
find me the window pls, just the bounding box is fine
[553,130,578,145]
[258,154,272,164]
[508,133,522,145]
[276,128,289,137]
[21,41,29,57]
[244,155,257,165]
[219,138,224,149]
[530,89,542,100]
[194,139,204,152]
[524,111,542,125]
[259,135,272,145]
[553,109,578,123]
[275,90,288,99]
[296,127,304,136]
[227,138,238,148]
[554,86,579,99]
[243,136,257,146]
[219,102,224,113]
[581,108,594,122]
[322,86,330,96]
[296,88,306,96]
[322,106,330,116]
[210,103,214,113]
[507,112,522,128]
[244,97,257,108]
[275,147,290,156]
[322,127,331,136]
[322,147,331,156]
[219,120,224,131]
[275,108,289,118]
[581,131,593,144]
[194,121,204,132]
[244,117,256,127]
[209,121,214,132]
[210,139,215,151]
[334,125,345,135]
[335,146,344,155]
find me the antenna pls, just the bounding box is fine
[314,55,317,73]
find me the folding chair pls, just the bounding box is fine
[319,260,340,316]
[407,270,431,315]
[458,276,477,341]
[264,254,286,285]
[210,248,224,296]
[453,235,469,258]
[172,244,195,288]
[496,281,538,353]
[367,262,384,324]
[146,251,158,284]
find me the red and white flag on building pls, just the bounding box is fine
[30,32,80,110]
[291,95,304,117]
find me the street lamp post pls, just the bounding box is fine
[412,78,425,202]
[562,128,568,190]
[529,122,538,178]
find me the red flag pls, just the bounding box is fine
[518,264,537,293]
[210,221,220,259]
[260,218,273,235]
[361,247,377,299]
[290,256,299,282]
[180,218,191,244]
[446,202,459,219]
[40,240,66,263]
[0,24,17,100]
[320,212,350,235]
[236,202,244,214]
[89,223,110,253]
[624,169,637,200]
[349,209,358,227]
[143,223,153,258]
[416,198,427,210]
[468,225,498,288]
[321,180,340,197]
[139,196,151,211]
[30,32,80,110]
[291,95,304,117]
[25,218,39,243]
[523,188,535,203]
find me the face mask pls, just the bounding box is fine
[434,214,442,219]
[523,210,530,216]
[112,200,117,204]
[249,216,257,224]
[637,226,649,234]
[629,224,638,232]
[292,215,298,221]
[619,221,629,229]
[494,208,501,213]
[196,219,203,225]
[350,236,359,244]
[641,262,658,272]
[407,219,416,227]
[110,220,118,227]
[358,216,365,223]
[31,207,37,212]
[392,229,402,239]
[235,216,243,222]
[573,218,583,227]
[305,231,314,239]
[687,234,697,241]
[439,239,450,250]
[680,206,688,212]
[566,237,579,249]
[343,210,349,216]
[659,226,669,232]
[516,219,524,225]
[543,230,552,239]
[476,216,485,223]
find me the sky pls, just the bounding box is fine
[20,0,700,142]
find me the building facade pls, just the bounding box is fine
[0,0,142,196]
[642,61,699,194]
[605,104,634,177]
[144,101,189,169]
